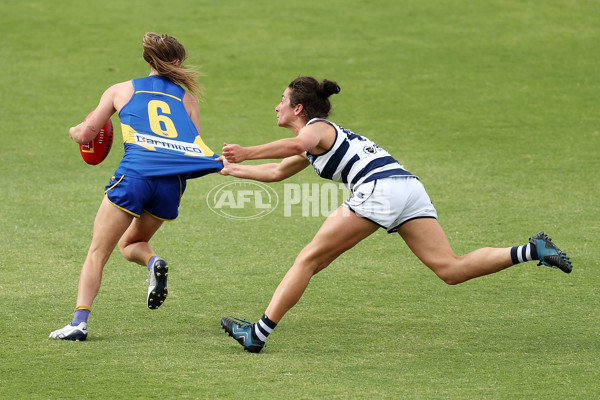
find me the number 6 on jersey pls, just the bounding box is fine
[148,100,178,138]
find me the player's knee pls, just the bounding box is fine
[294,251,330,276]
[117,239,133,261]
[428,258,466,285]
[293,256,320,275]
[433,268,461,285]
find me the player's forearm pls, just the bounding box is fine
[226,163,283,182]
[243,138,307,160]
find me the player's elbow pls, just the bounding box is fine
[270,165,298,182]
[267,171,286,182]
[290,143,307,154]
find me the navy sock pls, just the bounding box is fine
[510,243,538,265]
[252,314,277,343]
[71,308,90,326]
[147,255,157,271]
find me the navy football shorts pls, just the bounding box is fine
[104,174,186,220]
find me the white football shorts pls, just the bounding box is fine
[343,176,437,233]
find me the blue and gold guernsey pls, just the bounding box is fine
[305,119,414,190]
[116,75,222,179]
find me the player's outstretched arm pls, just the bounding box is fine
[222,125,321,163]
[69,82,131,144]
[218,154,310,182]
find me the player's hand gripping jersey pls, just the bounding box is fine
[116,75,222,179]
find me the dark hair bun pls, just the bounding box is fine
[317,79,341,97]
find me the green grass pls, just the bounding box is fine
[1,0,599,398]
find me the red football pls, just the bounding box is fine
[79,113,114,165]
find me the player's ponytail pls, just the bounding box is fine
[317,80,341,98]
[288,76,340,121]
[142,33,203,100]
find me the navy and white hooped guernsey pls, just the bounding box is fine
[305,118,414,189]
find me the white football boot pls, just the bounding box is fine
[49,322,88,341]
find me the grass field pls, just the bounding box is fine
[1,0,599,398]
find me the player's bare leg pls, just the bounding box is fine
[76,196,135,306]
[50,196,133,340]
[222,206,378,352]
[264,206,379,322]
[397,218,514,284]
[119,211,168,309]
[118,211,164,266]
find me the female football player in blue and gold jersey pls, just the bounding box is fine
[219,76,572,353]
[50,33,222,341]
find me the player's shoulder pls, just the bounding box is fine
[102,80,135,112]
[304,119,336,131]
[182,91,198,105]
[114,80,134,91]
[302,119,337,139]
[103,80,134,97]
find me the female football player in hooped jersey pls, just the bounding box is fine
[218,76,573,353]
[50,33,222,341]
